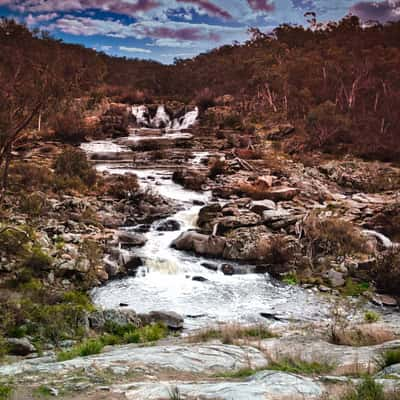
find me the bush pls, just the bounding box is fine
[10,163,53,191]
[302,213,368,258]
[364,311,380,323]
[208,158,227,179]
[195,88,216,111]
[341,376,385,400]
[22,247,53,273]
[19,193,48,217]
[54,148,97,188]
[53,109,88,144]
[105,174,139,199]
[57,338,104,361]
[381,348,400,368]
[373,248,400,296]
[220,113,243,130]
[0,385,12,400]
[0,225,31,255]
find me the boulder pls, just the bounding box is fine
[372,294,398,307]
[172,231,226,258]
[216,211,262,234]
[223,226,273,261]
[263,186,299,202]
[172,169,207,191]
[155,219,181,232]
[250,199,277,215]
[6,338,36,356]
[140,311,184,330]
[325,269,345,288]
[117,231,147,247]
[89,309,142,330]
[197,203,223,232]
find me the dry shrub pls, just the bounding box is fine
[116,89,153,104]
[54,148,97,188]
[331,323,395,347]
[105,174,139,199]
[10,162,53,191]
[195,87,216,112]
[208,157,227,179]
[235,147,263,160]
[302,212,369,257]
[53,109,88,144]
[373,248,400,296]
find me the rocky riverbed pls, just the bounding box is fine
[1,102,400,399]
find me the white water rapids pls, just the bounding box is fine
[82,126,332,330]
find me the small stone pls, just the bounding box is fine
[372,294,397,307]
[319,285,331,293]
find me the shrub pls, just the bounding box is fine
[19,193,48,217]
[53,109,88,144]
[10,163,53,191]
[373,248,400,296]
[341,376,385,400]
[302,213,368,258]
[381,348,400,368]
[0,225,31,255]
[364,311,380,323]
[22,247,53,273]
[208,158,227,179]
[195,88,216,111]
[220,113,243,130]
[0,385,12,400]
[105,174,139,199]
[54,148,97,188]
[57,339,104,361]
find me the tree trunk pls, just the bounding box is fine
[1,145,12,190]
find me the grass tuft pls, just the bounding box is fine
[268,358,333,375]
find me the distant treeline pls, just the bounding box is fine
[1,16,400,161]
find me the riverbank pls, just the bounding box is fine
[1,102,400,399]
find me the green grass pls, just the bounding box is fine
[0,385,12,400]
[57,339,104,361]
[341,376,386,400]
[380,349,400,369]
[268,358,333,375]
[343,278,370,297]
[57,323,168,361]
[33,385,53,398]
[217,367,266,379]
[282,273,298,285]
[364,310,380,323]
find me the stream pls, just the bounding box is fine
[82,110,332,330]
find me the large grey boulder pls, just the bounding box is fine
[120,371,323,400]
[89,309,141,330]
[6,338,36,356]
[140,311,184,330]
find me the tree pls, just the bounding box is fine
[0,19,105,191]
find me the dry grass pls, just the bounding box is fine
[331,323,395,347]
[188,324,275,345]
[302,212,369,258]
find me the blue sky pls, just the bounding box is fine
[0,0,399,63]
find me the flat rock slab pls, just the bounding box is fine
[0,343,268,377]
[260,338,400,375]
[117,371,323,400]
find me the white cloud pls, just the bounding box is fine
[119,46,152,53]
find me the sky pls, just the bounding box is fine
[0,0,399,63]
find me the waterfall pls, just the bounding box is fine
[131,104,198,130]
[151,105,171,129]
[132,105,148,126]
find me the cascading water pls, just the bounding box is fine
[132,104,199,131]
[84,128,331,330]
